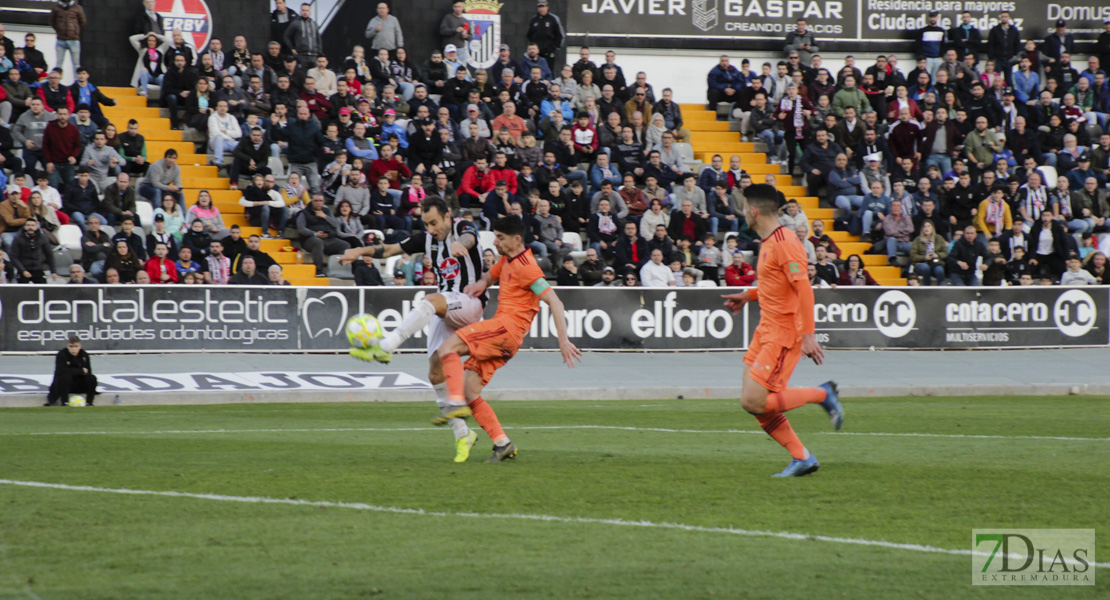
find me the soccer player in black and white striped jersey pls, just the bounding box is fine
[340,195,488,462]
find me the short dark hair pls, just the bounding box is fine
[420,195,451,217]
[745,183,779,214]
[493,215,525,237]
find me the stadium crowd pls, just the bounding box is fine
[1,2,1110,287]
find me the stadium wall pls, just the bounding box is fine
[80,0,272,87]
[0,285,1105,354]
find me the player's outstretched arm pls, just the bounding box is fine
[721,287,757,314]
[338,242,404,266]
[540,288,582,368]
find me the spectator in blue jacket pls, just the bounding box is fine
[829,153,865,217]
[707,55,744,109]
[589,152,622,195]
[856,179,892,241]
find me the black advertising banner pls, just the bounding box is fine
[299,287,749,351]
[0,285,299,353]
[798,287,1107,349]
[1,285,1106,353]
[567,0,1110,46]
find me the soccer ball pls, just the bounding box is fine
[346,314,384,349]
[67,394,87,407]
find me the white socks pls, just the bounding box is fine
[380,299,437,353]
[434,382,469,439]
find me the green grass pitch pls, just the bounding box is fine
[0,396,1106,599]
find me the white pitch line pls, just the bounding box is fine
[0,425,1106,442]
[0,479,1106,569]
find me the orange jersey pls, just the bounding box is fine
[489,248,550,336]
[754,226,815,343]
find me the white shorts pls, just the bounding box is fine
[426,291,485,356]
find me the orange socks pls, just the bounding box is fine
[441,352,465,403]
[468,397,507,444]
[756,413,808,460]
[763,388,827,414]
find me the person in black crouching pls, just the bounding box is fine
[46,335,97,407]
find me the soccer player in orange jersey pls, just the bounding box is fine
[435,215,583,462]
[722,184,844,477]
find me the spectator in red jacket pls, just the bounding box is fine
[42,106,80,190]
[367,143,410,190]
[488,151,519,195]
[299,76,332,121]
[724,251,756,286]
[459,156,497,208]
[144,241,179,284]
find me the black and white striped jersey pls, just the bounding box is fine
[399,219,483,296]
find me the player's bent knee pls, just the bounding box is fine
[424,293,448,316]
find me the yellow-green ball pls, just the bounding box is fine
[346,314,384,349]
[67,394,87,407]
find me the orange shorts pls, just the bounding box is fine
[456,317,525,387]
[743,329,802,393]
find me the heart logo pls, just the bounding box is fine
[302,291,349,339]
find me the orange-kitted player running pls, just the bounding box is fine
[721,183,845,477]
[434,215,582,463]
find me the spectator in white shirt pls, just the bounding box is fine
[207,100,242,166]
[639,248,674,286]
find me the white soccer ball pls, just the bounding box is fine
[67,394,87,407]
[346,314,384,349]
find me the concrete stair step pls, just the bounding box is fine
[681,112,718,122]
[690,142,755,153]
[141,130,190,141]
[146,140,199,157]
[214,202,246,214]
[182,177,230,189]
[691,132,741,143]
[777,185,806,196]
[807,208,835,219]
[180,165,219,178]
[877,278,908,286]
[260,239,294,252]
[837,242,873,255]
[100,86,142,95]
[282,264,316,278]
[825,230,856,241]
[686,121,731,132]
[273,252,302,264]
[867,265,903,278]
[103,106,162,118]
[288,277,329,286]
[861,255,888,266]
[112,96,148,108]
[127,117,171,130]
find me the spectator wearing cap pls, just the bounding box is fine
[491,44,525,83]
[1043,20,1075,64]
[914,11,946,78]
[380,108,409,153]
[527,0,564,71]
[442,44,468,81]
[365,2,404,52]
[1067,154,1103,191]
